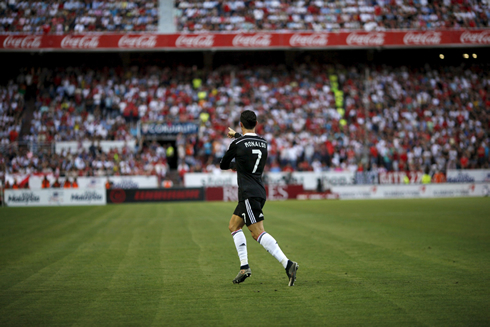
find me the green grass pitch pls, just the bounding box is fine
[0,198,489,326]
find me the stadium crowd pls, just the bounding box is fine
[0,79,24,151]
[0,0,159,34]
[175,0,490,32]
[1,61,489,185]
[1,0,489,35]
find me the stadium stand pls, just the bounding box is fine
[0,79,24,149]
[0,0,159,34]
[174,0,490,32]
[1,61,489,183]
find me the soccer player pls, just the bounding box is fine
[220,110,299,286]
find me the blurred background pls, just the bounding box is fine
[0,0,489,199]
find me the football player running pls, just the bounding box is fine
[220,110,299,286]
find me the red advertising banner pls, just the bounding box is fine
[1,30,489,51]
[206,184,304,202]
[107,187,205,203]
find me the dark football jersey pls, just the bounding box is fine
[220,133,268,201]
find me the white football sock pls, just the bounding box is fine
[231,229,248,267]
[257,232,289,268]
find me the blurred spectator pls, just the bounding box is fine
[42,175,50,188]
[422,167,432,184]
[433,170,446,183]
[52,177,61,188]
[63,178,71,188]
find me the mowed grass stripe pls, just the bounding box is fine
[0,198,489,326]
[0,206,139,326]
[257,201,425,326]
[265,198,490,326]
[0,207,118,306]
[73,204,165,327]
[153,202,227,326]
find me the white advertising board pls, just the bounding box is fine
[330,183,490,200]
[446,169,490,183]
[28,175,159,190]
[76,176,159,189]
[185,171,355,190]
[4,188,107,207]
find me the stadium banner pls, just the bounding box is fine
[1,30,489,51]
[330,183,490,200]
[4,188,106,207]
[355,171,379,185]
[205,184,304,202]
[185,171,355,190]
[106,187,204,203]
[27,175,159,190]
[378,171,424,184]
[55,140,137,154]
[140,122,199,135]
[446,169,490,183]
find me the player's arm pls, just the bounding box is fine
[220,141,237,170]
[227,127,242,139]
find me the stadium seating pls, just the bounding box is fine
[175,0,490,32]
[2,0,488,34]
[1,62,489,182]
[0,80,24,149]
[0,0,159,34]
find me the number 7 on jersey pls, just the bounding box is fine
[251,149,262,173]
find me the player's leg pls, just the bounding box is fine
[248,221,289,268]
[246,198,299,286]
[229,214,248,268]
[230,204,251,284]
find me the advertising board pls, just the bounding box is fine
[330,183,489,200]
[205,185,304,202]
[1,30,488,51]
[4,189,106,206]
[106,188,205,203]
[446,170,490,183]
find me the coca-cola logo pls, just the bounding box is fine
[289,34,328,47]
[118,35,157,48]
[346,33,385,46]
[460,30,490,44]
[61,35,100,49]
[3,36,42,49]
[175,34,215,48]
[232,34,271,47]
[403,32,441,45]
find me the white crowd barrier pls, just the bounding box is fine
[330,183,490,200]
[4,188,107,207]
[446,169,490,183]
[25,175,159,190]
[185,171,355,190]
[55,140,136,154]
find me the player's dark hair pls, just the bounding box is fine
[240,110,257,129]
